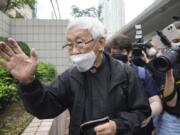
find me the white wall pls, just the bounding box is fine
[0,11,10,37]
[0,11,70,74]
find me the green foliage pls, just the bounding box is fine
[36,62,57,84]
[0,64,18,111]
[0,37,8,41]
[0,66,17,85]
[0,60,57,111]
[1,0,37,13]
[0,82,18,111]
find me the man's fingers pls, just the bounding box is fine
[94,123,109,132]
[0,42,15,57]
[30,48,38,61]
[8,38,24,54]
[94,120,117,135]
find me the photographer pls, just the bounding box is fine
[154,37,180,135]
[143,42,166,89]
[106,33,162,135]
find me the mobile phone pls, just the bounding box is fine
[80,116,109,132]
[162,22,180,42]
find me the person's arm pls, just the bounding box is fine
[149,95,162,117]
[18,72,70,119]
[141,95,162,127]
[140,69,162,127]
[163,69,177,107]
[146,70,163,117]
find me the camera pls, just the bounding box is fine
[131,24,151,66]
[153,41,180,72]
[152,21,180,72]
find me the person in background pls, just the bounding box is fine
[106,33,162,135]
[0,17,151,135]
[143,41,166,89]
[153,36,180,135]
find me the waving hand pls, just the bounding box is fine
[0,38,38,85]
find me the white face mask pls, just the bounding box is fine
[147,47,157,57]
[70,51,96,72]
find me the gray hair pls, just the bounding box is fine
[66,17,106,40]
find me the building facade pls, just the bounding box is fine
[99,0,125,37]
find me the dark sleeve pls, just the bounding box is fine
[112,65,151,134]
[18,71,71,119]
[144,70,159,97]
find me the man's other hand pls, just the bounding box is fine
[94,120,117,135]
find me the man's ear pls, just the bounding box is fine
[98,37,106,50]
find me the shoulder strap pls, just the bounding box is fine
[137,66,146,80]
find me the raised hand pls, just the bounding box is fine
[0,38,38,85]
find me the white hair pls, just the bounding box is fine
[66,17,106,40]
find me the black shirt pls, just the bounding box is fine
[83,56,110,122]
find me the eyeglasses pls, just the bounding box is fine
[62,39,94,51]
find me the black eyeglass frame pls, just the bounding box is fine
[62,39,94,49]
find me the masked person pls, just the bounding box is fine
[106,33,162,135]
[0,17,151,135]
[146,43,158,61]
[153,37,180,135]
[143,41,166,89]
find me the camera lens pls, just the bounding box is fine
[153,56,171,72]
[153,49,178,72]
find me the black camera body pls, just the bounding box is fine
[131,24,150,66]
[153,42,180,72]
[151,21,180,72]
[152,21,180,71]
[132,42,150,57]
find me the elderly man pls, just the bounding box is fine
[0,17,151,135]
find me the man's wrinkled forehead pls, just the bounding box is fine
[67,27,91,40]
